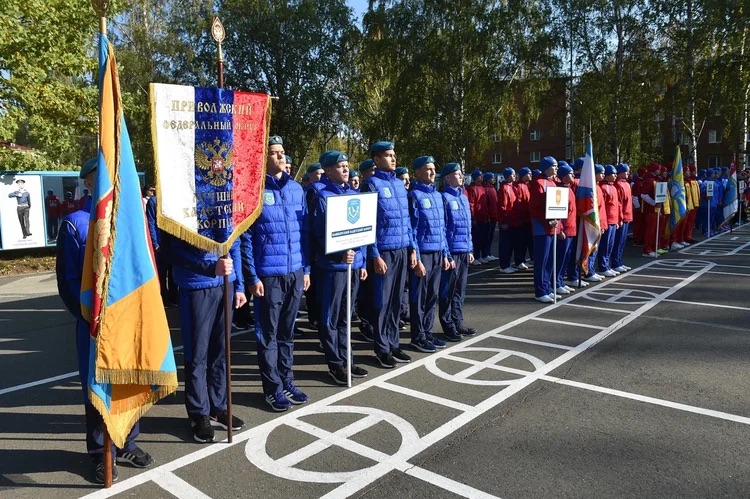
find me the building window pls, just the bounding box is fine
[530,130,541,141]
[491,134,500,143]
[530,152,540,163]
[707,155,720,167]
[708,130,720,144]
[492,153,502,164]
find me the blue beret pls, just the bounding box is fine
[441,162,461,177]
[519,167,532,176]
[699,169,707,176]
[349,170,359,178]
[558,165,573,177]
[604,164,617,176]
[471,169,483,179]
[306,162,323,174]
[301,173,310,181]
[359,159,375,172]
[616,163,630,173]
[412,155,435,169]
[532,169,542,176]
[80,156,98,179]
[285,155,293,165]
[47,189,53,195]
[595,164,605,174]
[557,160,570,169]
[540,156,557,170]
[269,135,283,146]
[395,166,409,178]
[721,167,729,172]
[483,172,494,181]
[573,157,585,170]
[320,150,349,167]
[370,141,394,155]
[65,192,73,198]
[502,167,515,178]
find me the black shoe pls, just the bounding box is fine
[360,324,374,342]
[116,447,153,468]
[376,352,396,368]
[410,339,437,353]
[349,365,368,378]
[391,348,412,363]
[329,366,348,385]
[94,458,118,484]
[191,415,215,443]
[210,410,244,431]
[457,325,477,336]
[444,331,462,342]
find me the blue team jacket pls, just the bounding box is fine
[409,180,449,259]
[442,185,473,254]
[361,169,415,258]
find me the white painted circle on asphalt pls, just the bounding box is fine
[424,347,545,386]
[583,287,658,304]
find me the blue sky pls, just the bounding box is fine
[347,0,369,22]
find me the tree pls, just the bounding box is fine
[0,0,99,170]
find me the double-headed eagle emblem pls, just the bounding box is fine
[196,138,233,186]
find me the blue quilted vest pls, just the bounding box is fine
[442,185,473,254]
[362,169,412,256]
[409,181,446,255]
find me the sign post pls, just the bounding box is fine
[324,192,377,386]
[654,182,668,255]
[545,187,569,303]
[706,181,714,237]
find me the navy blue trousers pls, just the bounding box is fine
[498,227,514,269]
[556,237,574,285]
[76,320,138,459]
[533,234,554,298]
[439,253,468,335]
[516,223,533,264]
[372,248,407,355]
[597,225,616,271]
[179,285,230,418]
[566,234,580,282]
[482,222,496,258]
[255,269,304,395]
[409,251,441,343]
[471,223,485,260]
[319,267,360,369]
[357,258,374,330]
[612,222,630,268]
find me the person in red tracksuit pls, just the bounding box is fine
[497,167,521,273]
[597,165,622,277]
[513,167,533,269]
[640,163,662,257]
[612,164,633,272]
[529,157,560,302]
[45,189,62,241]
[555,164,577,295]
[482,172,499,262]
[61,192,78,216]
[466,170,488,265]
[584,165,607,282]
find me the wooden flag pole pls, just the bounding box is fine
[92,0,114,486]
[211,17,233,444]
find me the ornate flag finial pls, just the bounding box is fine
[91,0,110,18]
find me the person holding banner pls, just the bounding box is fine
[438,162,475,342]
[361,141,417,368]
[311,151,370,384]
[241,135,311,411]
[529,156,560,303]
[408,155,450,353]
[554,163,577,295]
[56,157,153,482]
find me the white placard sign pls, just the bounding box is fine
[706,182,714,198]
[325,192,378,254]
[545,186,569,220]
[655,181,668,203]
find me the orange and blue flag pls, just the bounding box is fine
[80,32,177,448]
[575,133,601,275]
[668,147,687,234]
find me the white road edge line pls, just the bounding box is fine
[540,376,750,426]
[664,299,750,311]
[152,471,213,499]
[402,465,502,499]
[530,317,603,330]
[490,333,574,350]
[378,381,474,412]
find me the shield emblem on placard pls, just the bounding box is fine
[347,198,360,224]
[555,189,562,206]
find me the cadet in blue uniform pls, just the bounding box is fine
[361,141,417,368]
[438,162,476,341]
[304,162,326,331]
[408,156,450,352]
[311,150,369,384]
[356,159,376,341]
[241,135,311,411]
[56,157,153,483]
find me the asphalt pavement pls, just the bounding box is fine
[1,226,749,498]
